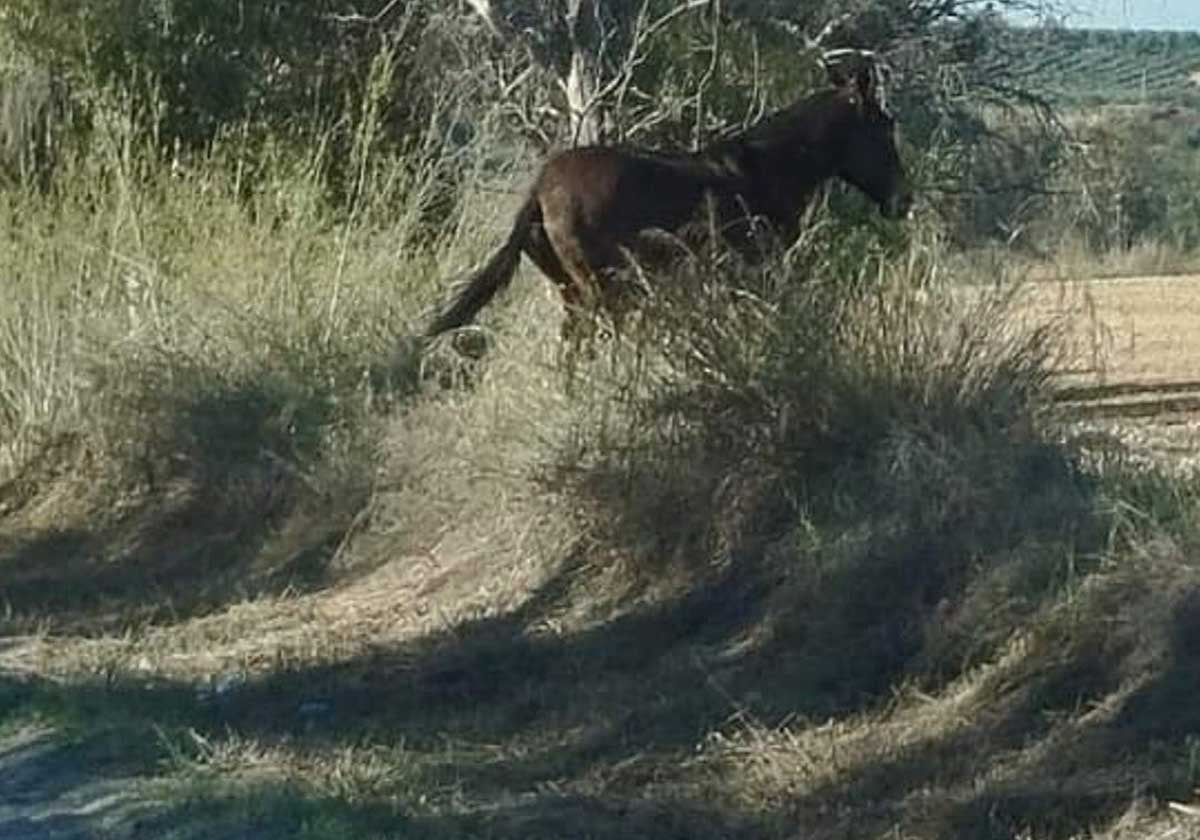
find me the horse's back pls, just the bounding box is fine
[535,145,726,239]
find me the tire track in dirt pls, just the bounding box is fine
[1020,273,1200,470]
[1056,381,1200,422]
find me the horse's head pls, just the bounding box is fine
[830,64,913,220]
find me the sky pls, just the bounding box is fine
[1026,0,1200,30]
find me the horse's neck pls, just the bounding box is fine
[713,134,835,233]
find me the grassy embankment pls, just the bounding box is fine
[2,95,1200,840]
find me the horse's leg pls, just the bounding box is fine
[541,217,610,343]
[549,226,644,339]
[598,257,643,338]
[524,216,586,343]
[537,185,632,341]
[525,217,575,295]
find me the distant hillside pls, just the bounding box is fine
[995,27,1200,106]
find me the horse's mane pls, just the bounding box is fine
[725,87,844,150]
[555,86,847,183]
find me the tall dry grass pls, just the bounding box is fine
[0,58,530,632]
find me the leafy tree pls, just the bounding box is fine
[0,2,462,158]
[451,1,1069,245]
[1,0,1077,245]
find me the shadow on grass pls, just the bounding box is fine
[0,703,165,840]
[4,533,1199,840]
[0,338,434,636]
[0,594,759,840]
[936,584,1200,840]
[0,540,771,836]
[0,472,359,636]
[0,402,372,638]
[124,781,746,840]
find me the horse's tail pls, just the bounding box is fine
[426,195,538,336]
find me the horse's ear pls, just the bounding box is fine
[825,60,851,90]
[853,64,876,104]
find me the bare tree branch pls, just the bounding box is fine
[326,0,406,26]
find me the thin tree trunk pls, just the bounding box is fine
[466,0,612,145]
[564,46,606,144]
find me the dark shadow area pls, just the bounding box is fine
[758,653,1137,840]
[0,707,160,840]
[1,634,761,840]
[203,554,774,799]
[0,369,395,636]
[0,475,361,636]
[1111,589,1200,742]
[927,588,1200,839]
[4,510,1196,840]
[125,782,749,840]
[1055,379,1200,421]
[0,541,774,835]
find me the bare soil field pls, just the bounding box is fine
[1021,273,1200,471]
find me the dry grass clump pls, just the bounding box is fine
[493,222,1200,839]
[549,220,1070,625]
[0,92,522,636]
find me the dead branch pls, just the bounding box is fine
[326,0,405,26]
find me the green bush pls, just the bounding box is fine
[0,1,480,206]
[1038,109,1200,253]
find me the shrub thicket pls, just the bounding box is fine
[0,1,490,208]
[537,219,1087,700]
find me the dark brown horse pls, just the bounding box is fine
[428,64,913,337]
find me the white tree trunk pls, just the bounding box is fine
[564,47,605,145]
[465,0,612,145]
